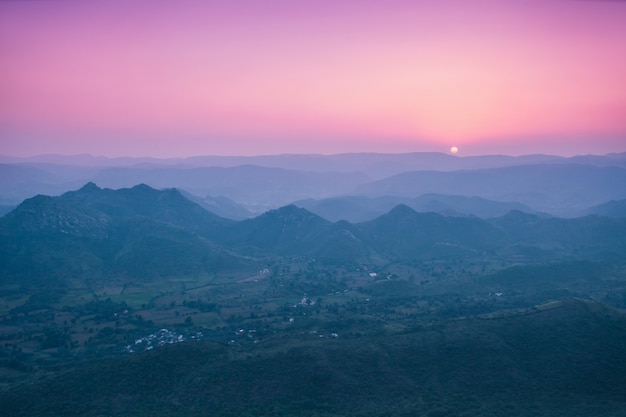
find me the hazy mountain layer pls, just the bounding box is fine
[583,199,626,218]
[295,194,536,222]
[357,164,626,215]
[2,153,625,217]
[3,151,626,176]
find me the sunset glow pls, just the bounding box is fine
[1,0,625,157]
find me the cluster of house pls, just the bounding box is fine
[124,328,204,353]
[228,327,260,347]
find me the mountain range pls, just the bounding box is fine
[1,152,625,217]
[294,194,537,222]
[2,182,625,290]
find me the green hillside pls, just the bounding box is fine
[2,299,625,417]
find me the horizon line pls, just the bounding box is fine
[5,150,625,161]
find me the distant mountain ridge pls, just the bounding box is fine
[357,164,626,216]
[295,194,537,222]
[583,199,626,218]
[3,151,626,174]
[1,152,625,218]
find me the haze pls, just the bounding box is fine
[1,0,625,158]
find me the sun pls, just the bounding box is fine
[450,146,459,154]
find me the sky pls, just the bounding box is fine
[1,0,625,158]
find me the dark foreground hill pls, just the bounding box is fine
[1,299,625,417]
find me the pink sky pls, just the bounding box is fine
[1,0,625,157]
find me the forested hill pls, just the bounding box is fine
[1,183,625,287]
[2,299,626,417]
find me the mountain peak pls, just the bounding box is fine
[228,204,330,253]
[387,204,418,216]
[274,204,303,214]
[78,182,101,193]
[260,204,319,221]
[130,183,155,192]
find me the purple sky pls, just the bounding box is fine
[1,0,625,157]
